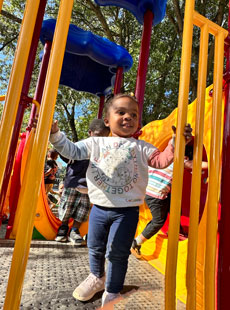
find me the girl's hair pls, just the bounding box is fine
[104,93,139,116]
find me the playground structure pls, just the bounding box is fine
[6,17,133,241]
[0,1,230,310]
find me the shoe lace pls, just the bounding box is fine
[70,231,82,240]
[85,273,102,287]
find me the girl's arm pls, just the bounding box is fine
[50,130,90,161]
[184,160,208,170]
[148,124,193,169]
[148,141,174,169]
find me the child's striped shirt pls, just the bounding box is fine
[146,163,174,200]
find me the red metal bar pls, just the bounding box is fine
[114,66,123,94]
[0,0,47,234]
[27,41,52,134]
[97,95,105,119]
[217,2,230,307]
[135,9,153,125]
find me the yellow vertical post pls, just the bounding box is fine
[3,0,74,309]
[0,0,40,190]
[186,23,209,310]
[0,0,4,13]
[204,31,225,310]
[165,1,195,309]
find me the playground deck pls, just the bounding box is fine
[0,225,185,309]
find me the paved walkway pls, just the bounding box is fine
[0,224,185,309]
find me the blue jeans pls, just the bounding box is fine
[88,205,139,293]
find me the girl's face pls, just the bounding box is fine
[104,97,139,138]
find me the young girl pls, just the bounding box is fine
[50,94,192,307]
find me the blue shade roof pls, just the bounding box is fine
[94,0,168,25]
[40,19,133,96]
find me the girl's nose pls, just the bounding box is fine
[124,114,131,120]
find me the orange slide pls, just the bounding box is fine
[10,132,88,240]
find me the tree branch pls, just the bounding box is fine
[172,0,183,37]
[213,0,227,26]
[0,9,22,24]
[85,0,114,42]
[0,35,18,51]
[166,7,180,37]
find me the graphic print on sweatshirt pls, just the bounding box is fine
[91,142,139,195]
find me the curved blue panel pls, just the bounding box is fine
[94,0,168,25]
[40,19,133,96]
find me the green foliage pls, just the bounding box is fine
[0,0,229,138]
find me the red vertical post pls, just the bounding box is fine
[97,95,105,119]
[27,41,52,134]
[217,2,230,308]
[0,0,47,231]
[135,9,153,125]
[114,66,123,94]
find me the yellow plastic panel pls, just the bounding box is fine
[138,85,224,308]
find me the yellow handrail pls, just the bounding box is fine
[165,1,227,310]
[204,31,225,310]
[3,0,74,308]
[0,0,40,191]
[186,23,209,310]
[165,1,195,309]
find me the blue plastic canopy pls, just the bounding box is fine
[40,19,133,96]
[94,0,168,25]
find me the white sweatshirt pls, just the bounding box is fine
[50,131,174,208]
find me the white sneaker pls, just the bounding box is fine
[72,273,105,301]
[69,229,83,245]
[101,290,121,307]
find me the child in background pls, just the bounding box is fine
[44,149,59,207]
[50,94,192,307]
[55,119,110,244]
[132,144,208,256]
[54,182,64,207]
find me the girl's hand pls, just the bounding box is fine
[51,120,59,134]
[171,124,193,144]
[184,123,192,144]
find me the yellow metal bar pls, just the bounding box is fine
[32,99,40,113]
[0,0,3,13]
[0,95,5,101]
[3,0,74,309]
[0,0,40,190]
[186,23,209,310]
[165,1,195,310]
[193,11,228,37]
[204,31,225,310]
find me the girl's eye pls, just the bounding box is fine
[118,111,125,115]
[132,113,137,118]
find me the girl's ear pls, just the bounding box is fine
[104,118,110,127]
